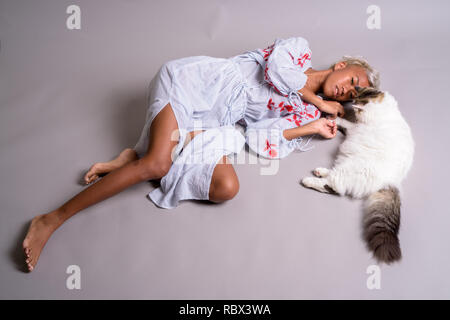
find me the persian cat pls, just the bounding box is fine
[301,87,415,264]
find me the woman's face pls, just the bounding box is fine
[322,62,370,102]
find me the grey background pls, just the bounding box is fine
[1,0,449,299]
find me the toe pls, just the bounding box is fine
[87,175,99,184]
[84,172,93,183]
[85,165,99,181]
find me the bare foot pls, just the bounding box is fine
[84,148,137,185]
[84,162,112,185]
[22,213,60,272]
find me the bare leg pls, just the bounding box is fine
[184,130,240,203]
[209,155,240,202]
[23,103,180,272]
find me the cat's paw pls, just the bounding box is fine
[301,177,315,188]
[313,167,329,177]
[301,176,334,194]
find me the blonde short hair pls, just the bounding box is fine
[330,55,380,90]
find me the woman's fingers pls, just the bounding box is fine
[327,121,337,137]
[326,119,336,127]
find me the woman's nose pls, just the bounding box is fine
[343,85,349,96]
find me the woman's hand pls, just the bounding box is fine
[308,118,337,139]
[318,100,345,119]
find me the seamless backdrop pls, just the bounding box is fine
[1,0,449,299]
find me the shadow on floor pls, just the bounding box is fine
[8,222,31,273]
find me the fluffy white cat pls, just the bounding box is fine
[301,87,415,264]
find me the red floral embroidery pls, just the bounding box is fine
[267,98,275,110]
[267,98,297,114]
[262,43,275,61]
[286,114,303,126]
[289,51,311,68]
[285,106,320,127]
[284,104,294,112]
[263,139,278,158]
[262,42,312,97]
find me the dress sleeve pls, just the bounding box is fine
[261,36,312,97]
[244,105,320,159]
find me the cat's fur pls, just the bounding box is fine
[301,87,415,264]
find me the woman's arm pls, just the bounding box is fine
[283,118,337,140]
[298,87,326,109]
[299,87,345,118]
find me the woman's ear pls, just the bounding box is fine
[334,61,347,71]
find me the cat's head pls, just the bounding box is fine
[351,86,395,122]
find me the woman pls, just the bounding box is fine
[22,36,380,272]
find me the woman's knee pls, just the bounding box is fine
[210,175,240,202]
[137,156,172,180]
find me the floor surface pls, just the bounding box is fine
[1,0,449,299]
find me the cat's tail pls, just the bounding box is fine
[363,185,402,264]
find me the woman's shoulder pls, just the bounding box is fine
[273,36,311,49]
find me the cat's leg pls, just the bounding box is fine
[313,167,330,178]
[301,176,340,195]
[301,177,329,193]
[335,117,356,131]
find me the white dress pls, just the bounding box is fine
[133,36,322,209]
